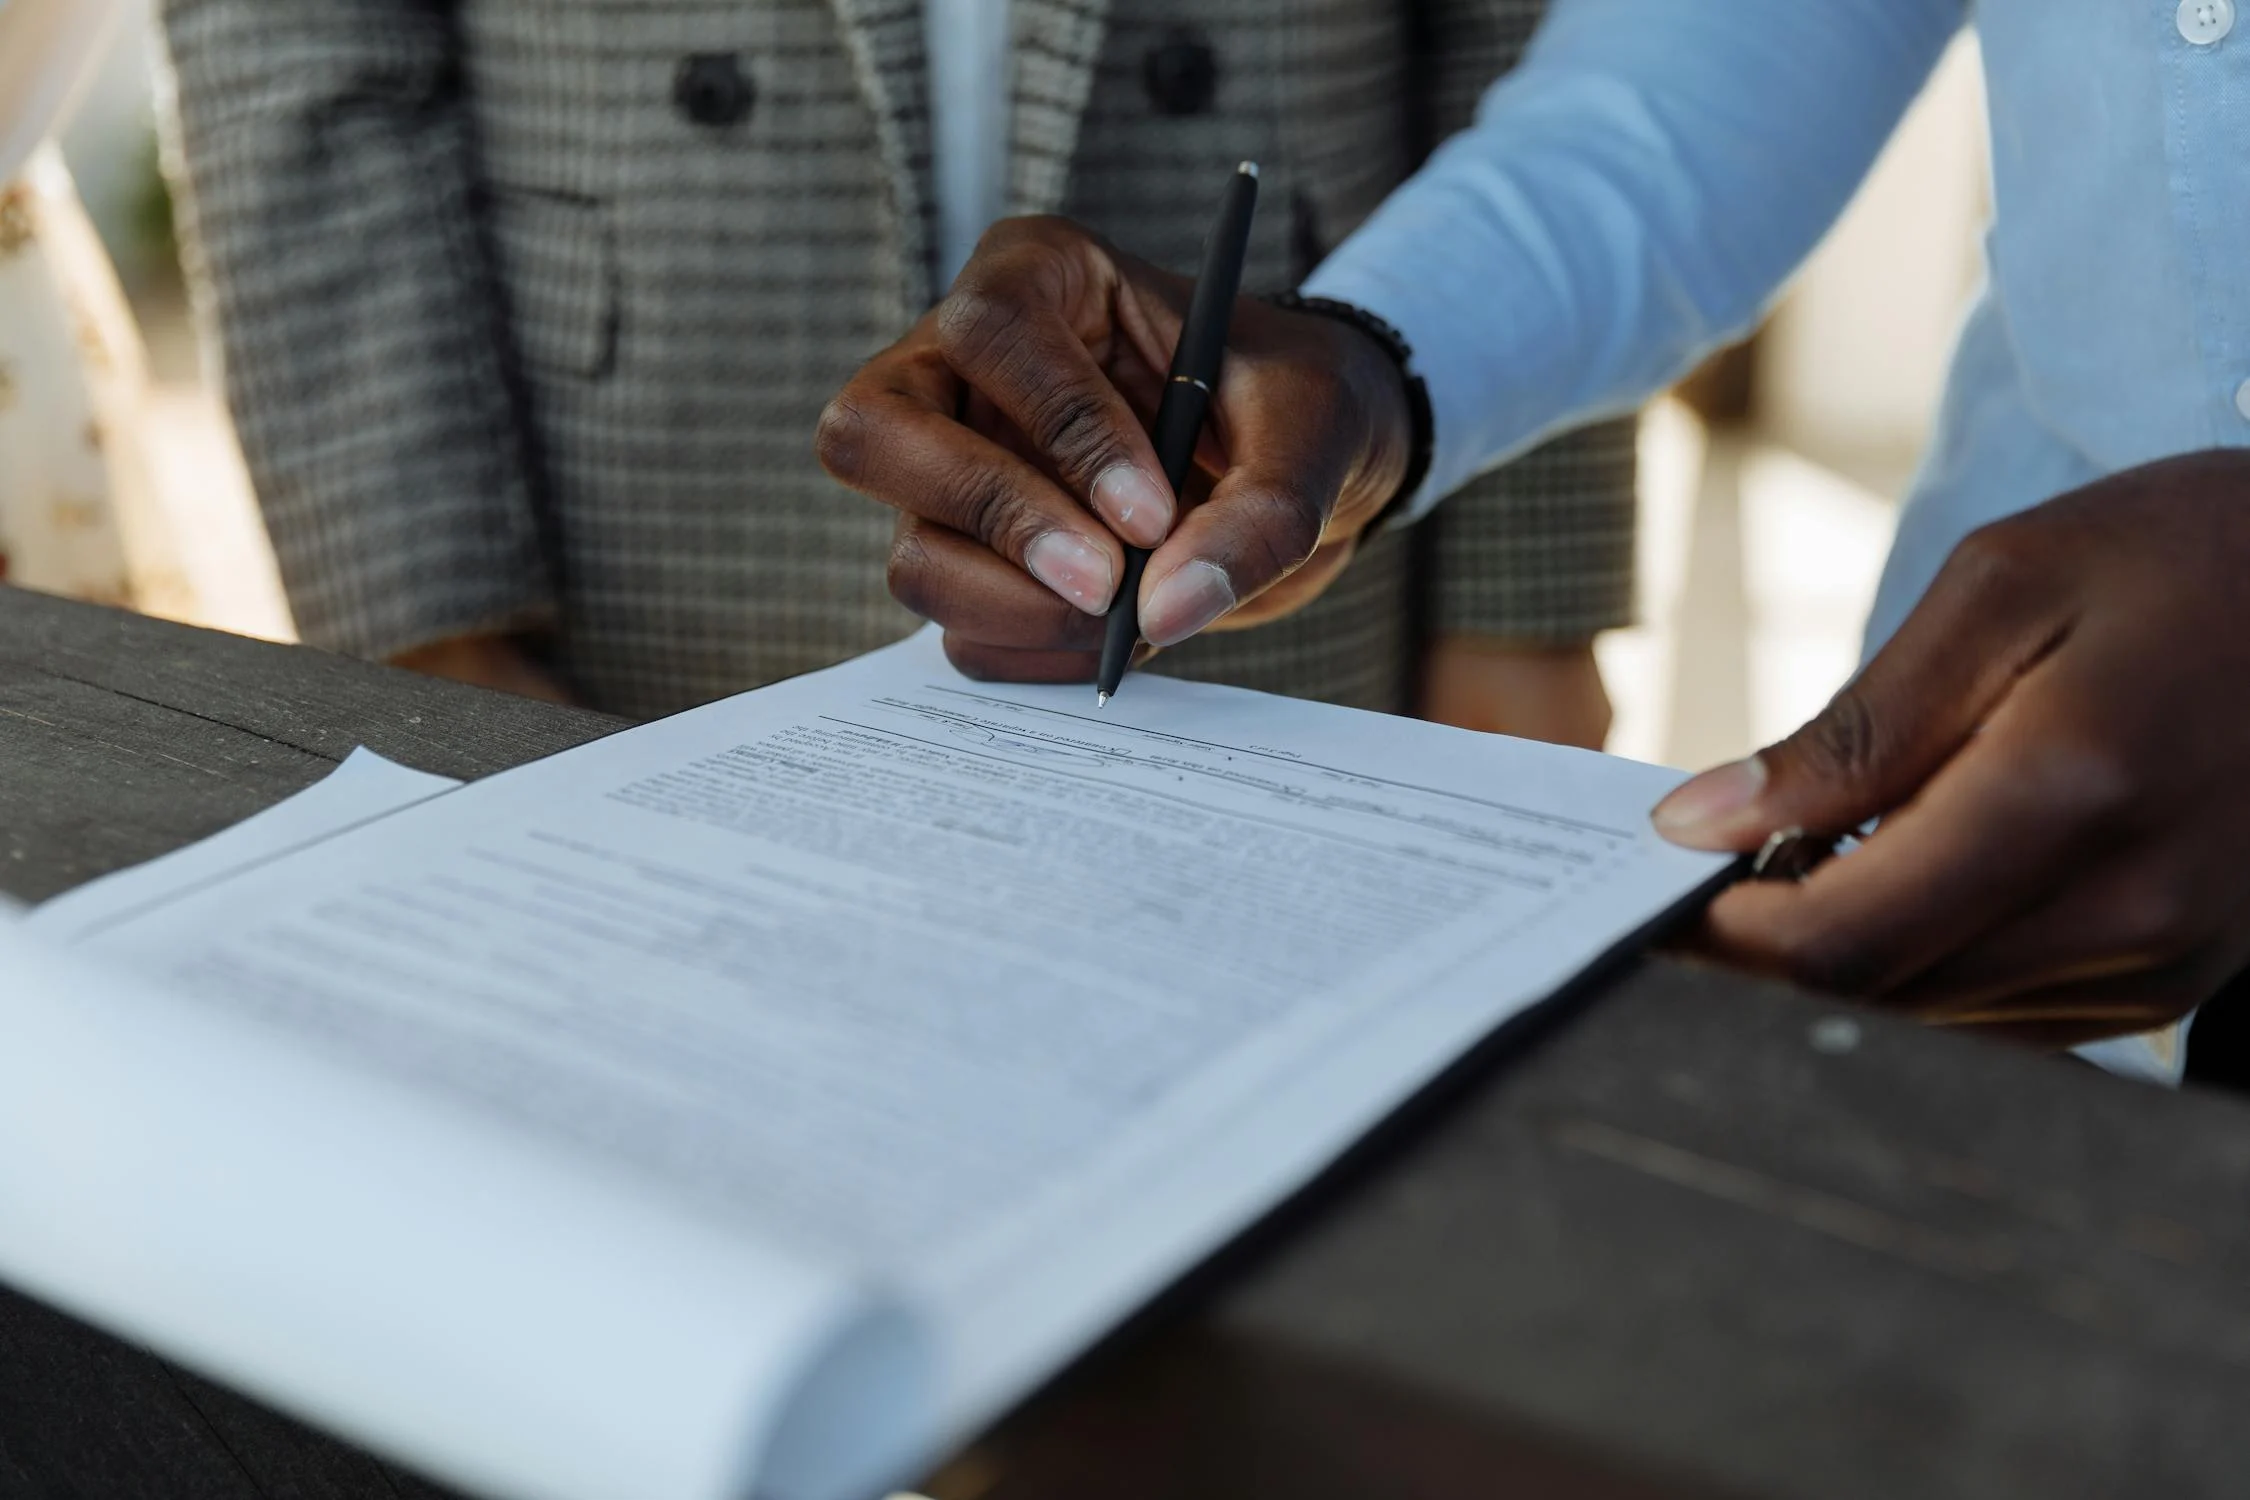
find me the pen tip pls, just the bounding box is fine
[1237,160,1260,180]
[1096,691,1112,710]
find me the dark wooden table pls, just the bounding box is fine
[7,584,2250,1500]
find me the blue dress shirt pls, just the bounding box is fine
[1308,0,2238,1085]
[1304,0,2250,656]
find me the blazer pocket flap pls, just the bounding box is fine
[488,188,617,379]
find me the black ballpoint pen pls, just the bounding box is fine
[1096,161,1261,707]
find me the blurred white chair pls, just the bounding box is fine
[0,0,200,614]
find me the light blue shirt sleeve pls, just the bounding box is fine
[1304,0,1967,518]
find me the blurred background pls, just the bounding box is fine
[36,7,1991,770]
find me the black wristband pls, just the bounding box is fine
[1266,291,1435,530]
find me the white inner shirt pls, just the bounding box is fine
[923,0,1015,291]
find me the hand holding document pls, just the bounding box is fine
[5,630,1731,1500]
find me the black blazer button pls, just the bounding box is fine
[1143,29,1219,116]
[675,53,755,128]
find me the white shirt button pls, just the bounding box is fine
[2233,378,2250,421]
[2180,0,2235,46]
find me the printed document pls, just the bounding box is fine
[6,630,1729,1500]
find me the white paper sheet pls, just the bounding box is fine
[67,630,1728,1459]
[32,747,461,942]
[0,916,930,1500]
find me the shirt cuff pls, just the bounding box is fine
[1303,240,1511,526]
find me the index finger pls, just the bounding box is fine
[936,225,1178,548]
[819,339,1129,616]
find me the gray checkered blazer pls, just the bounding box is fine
[161,0,1635,720]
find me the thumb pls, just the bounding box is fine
[1137,444,1352,648]
[1132,341,1371,647]
[1650,527,2071,851]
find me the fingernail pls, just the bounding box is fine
[1025,531,1116,615]
[1092,466,1176,548]
[1651,755,1770,848]
[1141,561,1236,647]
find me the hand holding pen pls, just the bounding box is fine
[817,188,1416,688]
